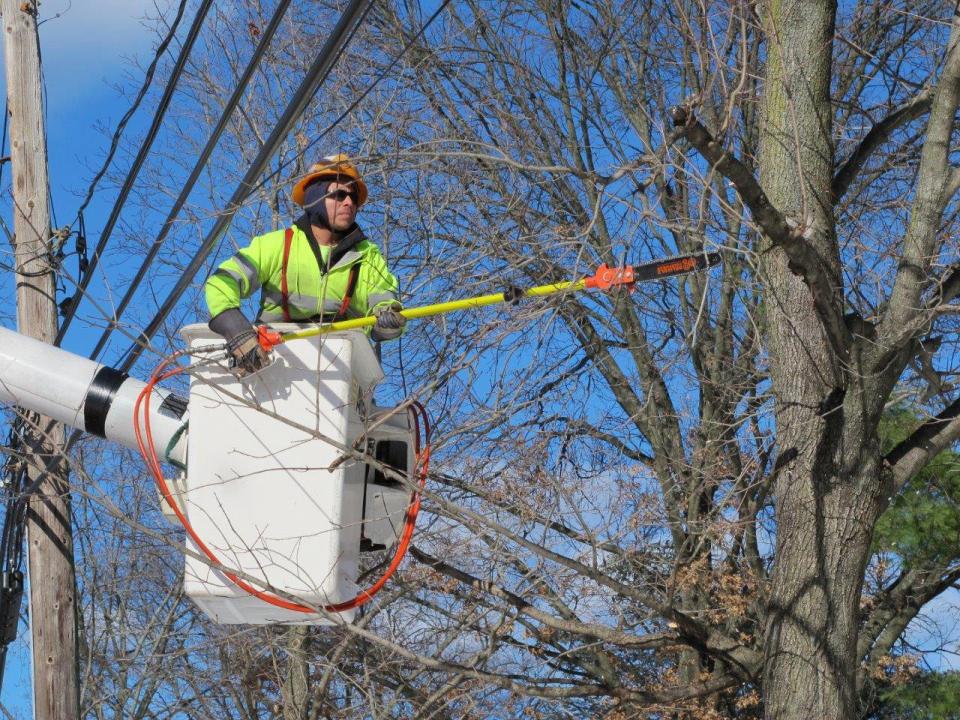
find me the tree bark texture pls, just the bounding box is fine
[281,627,310,720]
[757,2,876,719]
[1,1,79,718]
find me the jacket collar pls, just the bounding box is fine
[293,215,366,269]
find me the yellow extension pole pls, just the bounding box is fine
[276,277,588,344]
[257,255,721,350]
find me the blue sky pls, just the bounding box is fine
[21,0,161,212]
[0,1,957,716]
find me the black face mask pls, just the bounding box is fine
[302,180,333,229]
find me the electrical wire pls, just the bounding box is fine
[0,417,29,697]
[86,0,296,363]
[0,99,7,192]
[118,0,376,372]
[56,0,215,345]
[37,45,58,233]
[67,0,189,226]
[116,0,452,371]
[244,0,452,201]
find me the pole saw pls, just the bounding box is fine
[258,251,722,350]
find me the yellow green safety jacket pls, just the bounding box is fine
[205,220,400,325]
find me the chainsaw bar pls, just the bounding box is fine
[632,251,722,284]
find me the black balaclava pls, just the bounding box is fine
[300,178,362,262]
[302,179,333,229]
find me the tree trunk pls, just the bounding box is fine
[756,1,878,718]
[281,627,310,720]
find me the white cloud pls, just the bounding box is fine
[37,0,167,106]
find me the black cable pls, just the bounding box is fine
[36,17,54,234]
[245,0,452,200]
[86,0,296,363]
[56,0,215,345]
[0,416,29,697]
[119,0,377,371]
[67,0,189,226]
[0,421,27,574]
[0,99,7,191]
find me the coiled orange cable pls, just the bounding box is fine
[133,351,429,614]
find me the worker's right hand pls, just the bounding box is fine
[209,308,270,377]
[227,330,270,377]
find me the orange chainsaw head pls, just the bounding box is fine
[584,263,636,290]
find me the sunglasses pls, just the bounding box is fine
[327,189,358,203]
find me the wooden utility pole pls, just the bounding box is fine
[1,1,79,717]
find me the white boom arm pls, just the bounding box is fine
[0,326,187,464]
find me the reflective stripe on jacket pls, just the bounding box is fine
[205,221,400,325]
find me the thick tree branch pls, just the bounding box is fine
[668,106,793,243]
[885,395,960,492]
[878,12,960,352]
[858,565,960,682]
[936,262,960,308]
[880,261,960,357]
[832,86,935,202]
[668,105,851,359]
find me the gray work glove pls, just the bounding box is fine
[371,302,406,341]
[226,330,270,377]
[209,308,270,377]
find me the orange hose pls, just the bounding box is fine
[134,353,429,614]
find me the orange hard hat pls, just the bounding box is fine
[291,154,369,207]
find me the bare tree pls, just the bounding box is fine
[24,1,960,718]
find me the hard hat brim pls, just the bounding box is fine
[291,170,368,207]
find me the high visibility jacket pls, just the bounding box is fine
[205,221,400,325]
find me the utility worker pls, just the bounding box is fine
[205,155,405,375]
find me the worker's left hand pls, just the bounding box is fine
[371,302,406,341]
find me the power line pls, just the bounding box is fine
[68,0,190,230]
[119,0,377,371]
[0,99,7,191]
[117,0,452,370]
[0,417,28,697]
[245,0,453,201]
[56,0,215,345]
[86,0,296,363]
